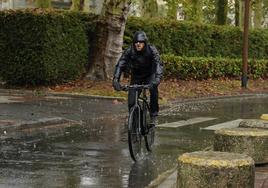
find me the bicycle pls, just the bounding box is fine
[121,84,155,161]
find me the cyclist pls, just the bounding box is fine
[112,31,163,125]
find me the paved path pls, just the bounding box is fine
[1,89,268,187]
[0,89,127,141]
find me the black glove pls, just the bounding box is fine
[112,78,121,91]
[150,78,160,89]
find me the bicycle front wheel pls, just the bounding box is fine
[144,104,155,152]
[128,107,142,161]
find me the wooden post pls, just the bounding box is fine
[241,0,250,88]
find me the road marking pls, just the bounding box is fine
[158,117,216,128]
[202,119,243,130]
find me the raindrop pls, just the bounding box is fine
[80,108,83,113]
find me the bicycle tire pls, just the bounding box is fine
[128,107,142,161]
[144,103,155,151]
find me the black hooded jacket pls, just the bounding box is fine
[113,31,163,82]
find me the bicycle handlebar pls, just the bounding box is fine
[120,84,150,91]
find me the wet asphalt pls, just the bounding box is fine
[0,89,268,188]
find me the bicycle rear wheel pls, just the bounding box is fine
[144,104,155,151]
[128,107,142,161]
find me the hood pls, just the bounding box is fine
[132,31,148,44]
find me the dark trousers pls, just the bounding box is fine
[128,79,159,117]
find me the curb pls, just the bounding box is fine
[146,167,177,188]
[0,88,127,101]
[49,91,127,101]
[170,93,268,105]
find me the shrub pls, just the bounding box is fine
[162,54,268,79]
[125,17,268,59]
[0,9,88,85]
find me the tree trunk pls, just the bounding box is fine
[240,0,253,28]
[189,0,203,23]
[240,0,245,27]
[216,0,228,25]
[166,1,178,20]
[36,0,51,8]
[253,0,263,28]
[140,0,158,18]
[86,0,131,80]
[235,0,240,26]
[71,0,85,11]
[184,0,203,22]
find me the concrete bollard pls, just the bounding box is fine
[214,128,268,163]
[239,119,268,129]
[260,114,268,121]
[177,151,254,188]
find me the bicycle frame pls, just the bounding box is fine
[126,85,150,134]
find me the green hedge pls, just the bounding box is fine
[1,12,268,85]
[162,54,268,79]
[125,17,268,59]
[0,9,89,85]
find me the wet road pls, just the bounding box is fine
[0,90,268,187]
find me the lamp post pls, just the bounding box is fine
[241,0,250,88]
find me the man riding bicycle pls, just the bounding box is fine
[112,31,163,125]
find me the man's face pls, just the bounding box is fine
[135,41,145,51]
